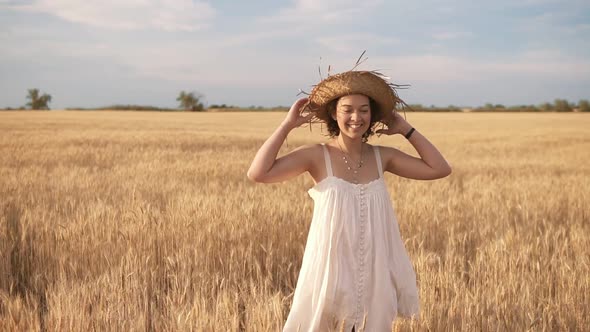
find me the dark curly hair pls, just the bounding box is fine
[325,96,381,142]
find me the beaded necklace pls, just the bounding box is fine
[337,140,364,184]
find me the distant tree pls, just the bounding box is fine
[209,104,229,109]
[539,102,553,111]
[26,88,52,110]
[578,99,590,112]
[480,103,497,112]
[176,91,204,111]
[447,105,461,112]
[553,99,572,112]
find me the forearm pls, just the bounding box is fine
[404,126,451,174]
[247,122,292,181]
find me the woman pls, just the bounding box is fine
[247,71,451,331]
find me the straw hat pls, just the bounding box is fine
[305,70,403,124]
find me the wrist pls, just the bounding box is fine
[279,121,295,132]
[404,127,416,139]
[398,124,412,136]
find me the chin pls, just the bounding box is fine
[342,130,367,139]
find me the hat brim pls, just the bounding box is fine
[306,71,400,124]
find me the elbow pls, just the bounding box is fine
[440,164,452,178]
[246,170,258,182]
[246,169,264,183]
[430,163,452,180]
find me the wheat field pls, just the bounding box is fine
[0,111,588,331]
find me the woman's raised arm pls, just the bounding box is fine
[247,98,315,183]
[376,112,452,180]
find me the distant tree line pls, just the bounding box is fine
[66,105,181,112]
[3,89,208,112]
[2,88,589,112]
[409,99,590,112]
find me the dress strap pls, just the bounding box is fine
[321,143,334,177]
[373,145,383,178]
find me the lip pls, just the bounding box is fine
[347,123,364,129]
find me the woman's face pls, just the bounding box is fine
[332,94,371,139]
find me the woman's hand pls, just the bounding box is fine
[376,111,413,136]
[282,98,313,130]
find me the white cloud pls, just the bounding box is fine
[432,30,473,41]
[214,26,309,48]
[369,50,590,83]
[566,23,590,34]
[262,0,383,24]
[7,0,215,31]
[314,33,399,53]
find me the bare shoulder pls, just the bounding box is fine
[289,142,323,153]
[285,143,323,159]
[371,144,405,171]
[372,144,401,160]
[283,143,325,178]
[283,142,323,164]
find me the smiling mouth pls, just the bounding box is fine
[348,123,363,128]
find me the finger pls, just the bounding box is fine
[291,111,310,125]
[294,97,309,109]
[290,98,309,113]
[299,113,314,126]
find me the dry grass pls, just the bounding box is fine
[0,111,589,331]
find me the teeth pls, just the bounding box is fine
[348,124,362,128]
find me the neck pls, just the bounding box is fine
[337,134,363,158]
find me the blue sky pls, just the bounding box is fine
[1,0,589,109]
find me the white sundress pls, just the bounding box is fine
[283,144,420,332]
